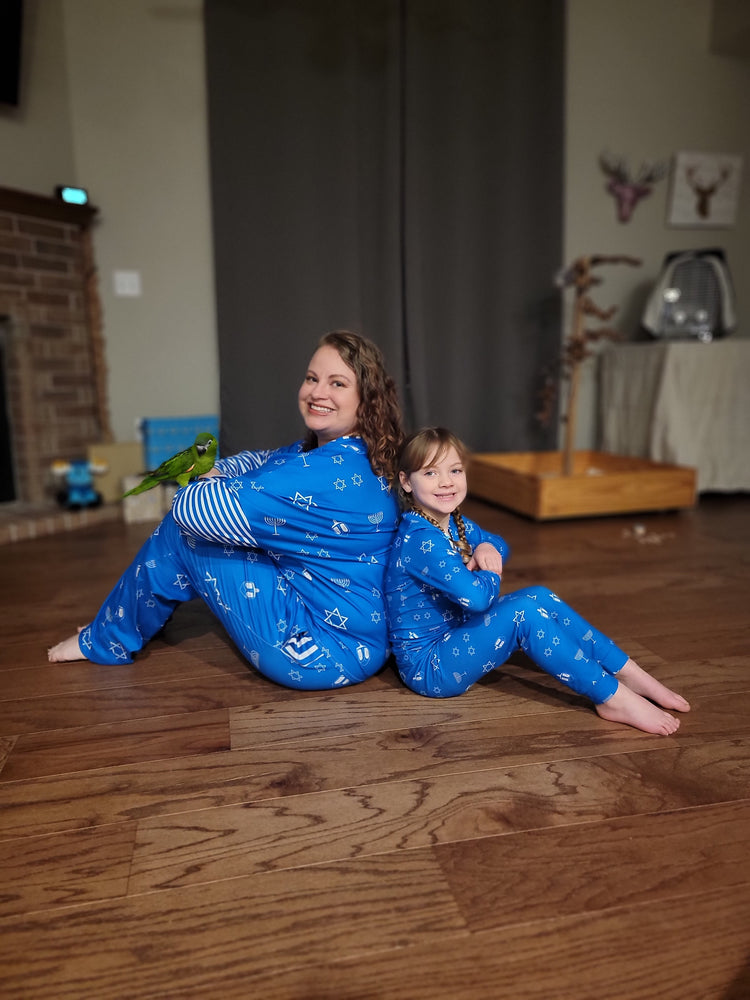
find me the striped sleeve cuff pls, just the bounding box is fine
[171,479,258,546]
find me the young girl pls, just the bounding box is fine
[384,427,690,735]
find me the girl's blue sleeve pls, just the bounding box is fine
[464,517,511,561]
[398,520,501,613]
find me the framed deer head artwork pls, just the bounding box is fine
[599,151,668,222]
[667,151,743,227]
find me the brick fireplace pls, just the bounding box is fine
[0,186,111,505]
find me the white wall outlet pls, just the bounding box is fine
[113,270,142,296]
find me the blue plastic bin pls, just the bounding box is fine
[140,416,220,471]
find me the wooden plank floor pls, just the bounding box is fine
[1,494,749,1000]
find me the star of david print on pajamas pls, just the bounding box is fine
[384,511,628,700]
[78,437,400,690]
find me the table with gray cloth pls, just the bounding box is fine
[599,340,750,492]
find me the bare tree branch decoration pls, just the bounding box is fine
[537,254,642,476]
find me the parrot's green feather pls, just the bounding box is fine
[122,432,218,498]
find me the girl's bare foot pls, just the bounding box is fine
[616,658,690,712]
[596,682,680,736]
[48,628,88,663]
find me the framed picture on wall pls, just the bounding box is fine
[667,151,743,228]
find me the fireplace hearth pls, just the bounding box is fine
[0,186,111,506]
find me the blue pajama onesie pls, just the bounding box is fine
[384,511,628,700]
[78,436,400,689]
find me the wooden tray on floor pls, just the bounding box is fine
[469,450,697,520]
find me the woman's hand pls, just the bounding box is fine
[466,542,503,576]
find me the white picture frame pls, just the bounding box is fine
[667,151,743,228]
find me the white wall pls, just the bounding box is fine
[0,0,75,190]
[565,0,750,448]
[62,0,219,443]
[1,0,219,444]
[3,1,748,450]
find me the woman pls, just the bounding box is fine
[385,427,690,735]
[49,331,404,691]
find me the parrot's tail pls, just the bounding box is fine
[122,478,158,498]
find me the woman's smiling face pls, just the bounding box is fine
[298,344,361,445]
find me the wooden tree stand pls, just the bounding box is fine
[477,253,697,520]
[469,450,696,521]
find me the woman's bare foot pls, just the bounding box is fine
[615,658,690,712]
[48,628,88,663]
[596,682,680,736]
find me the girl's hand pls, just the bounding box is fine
[466,542,503,576]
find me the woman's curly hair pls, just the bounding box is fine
[304,330,404,483]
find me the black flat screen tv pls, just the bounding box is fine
[0,0,24,107]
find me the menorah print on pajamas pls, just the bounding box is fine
[79,436,400,689]
[385,510,628,699]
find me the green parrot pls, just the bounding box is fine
[122,431,218,498]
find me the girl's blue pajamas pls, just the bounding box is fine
[384,510,628,701]
[78,437,400,690]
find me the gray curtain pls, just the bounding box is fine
[205,0,563,455]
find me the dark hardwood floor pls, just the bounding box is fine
[1,494,749,999]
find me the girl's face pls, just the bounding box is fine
[298,344,360,444]
[399,444,467,528]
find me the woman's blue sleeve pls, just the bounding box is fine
[171,443,299,545]
[171,439,398,553]
[212,447,277,477]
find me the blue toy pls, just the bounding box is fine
[51,458,107,509]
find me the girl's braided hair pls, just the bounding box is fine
[397,426,473,564]
[303,330,404,483]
